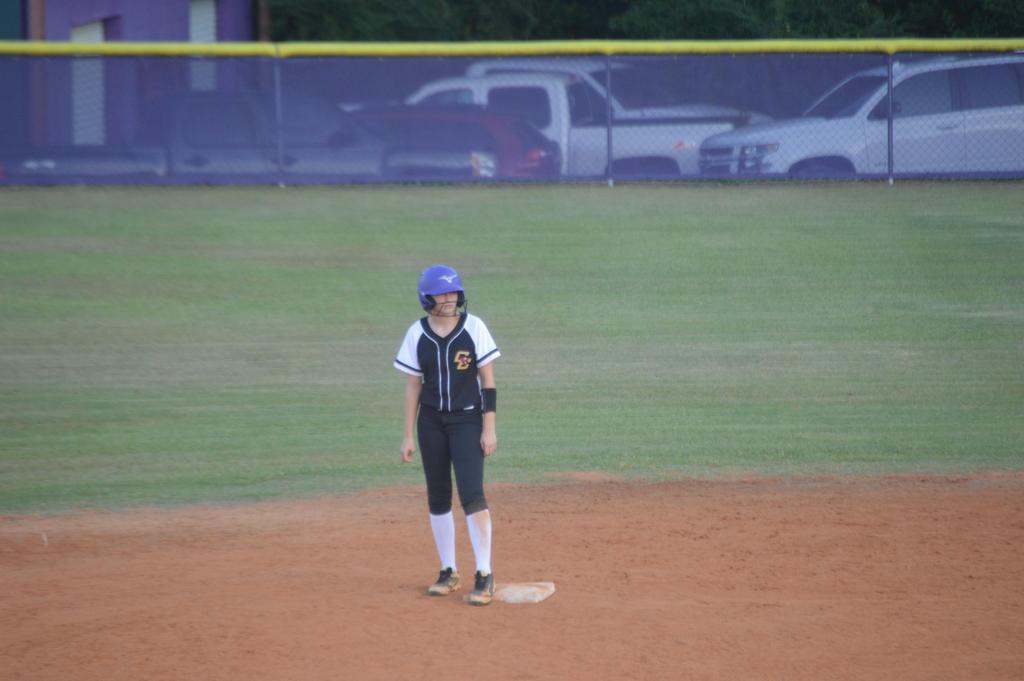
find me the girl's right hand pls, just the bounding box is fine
[400,436,415,463]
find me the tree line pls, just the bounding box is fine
[269,0,1024,41]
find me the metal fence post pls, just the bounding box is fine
[272,56,285,188]
[887,53,894,186]
[605,54,613,187]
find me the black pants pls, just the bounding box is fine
[417,407,488,516]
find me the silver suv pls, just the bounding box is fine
[699,54,1024,177]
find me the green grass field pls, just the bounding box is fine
[1,183,1022,512]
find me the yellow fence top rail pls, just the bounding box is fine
[276,38,1024,57]
[0,38,1022,58]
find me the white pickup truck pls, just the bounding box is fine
[406,64,767,177]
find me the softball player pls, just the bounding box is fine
[394,265,500,606]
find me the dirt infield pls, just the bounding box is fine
[3,474,1024,680]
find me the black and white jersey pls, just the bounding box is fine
[394,313,500,412]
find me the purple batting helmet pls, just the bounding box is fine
[418,265,466,311]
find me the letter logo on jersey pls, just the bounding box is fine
[453,351,474,370]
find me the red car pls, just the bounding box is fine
[351,105,561,180]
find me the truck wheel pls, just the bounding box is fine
[611,158,679,178]
[789,158,855,179]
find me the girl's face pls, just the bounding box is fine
[432,291,459,316]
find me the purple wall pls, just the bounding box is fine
[217,0,254,41]
[29,1,256,148]
[42,0,254,42]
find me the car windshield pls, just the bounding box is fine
[589,67,688,108]
[804,76,887,118]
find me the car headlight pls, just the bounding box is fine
[740,143,779,157]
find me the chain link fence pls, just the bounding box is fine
[1,47,1022,184]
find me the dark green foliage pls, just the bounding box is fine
[270,0,458,41]
[269,0,1024,41]
[610,0,766,39]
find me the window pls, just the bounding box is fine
[419,89,474,106]
[596,66,688,108]
[568,81,607,125]
[960,64,1022,110]
[892,71,953,117]
[806,76,886,119]
[868,97,889,121]
[487,87,551,128]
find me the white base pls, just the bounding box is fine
[493,582,556,604]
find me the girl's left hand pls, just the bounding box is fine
[481,428,497,458]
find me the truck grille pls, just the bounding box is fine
[700,146,734,158]
[698,146,737,175]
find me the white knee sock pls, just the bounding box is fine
[466,510,492,575]
[429,511,457,571]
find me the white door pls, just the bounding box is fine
[189,0,217,91]
[564,80,608,176]
[862,92,892,174]
[70,22,104,145]
[957,63,1024,172]
[567,126,607,176]
[891,70,965,174]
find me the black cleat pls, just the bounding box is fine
[468,571,494,606]
[427,567,460,596]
